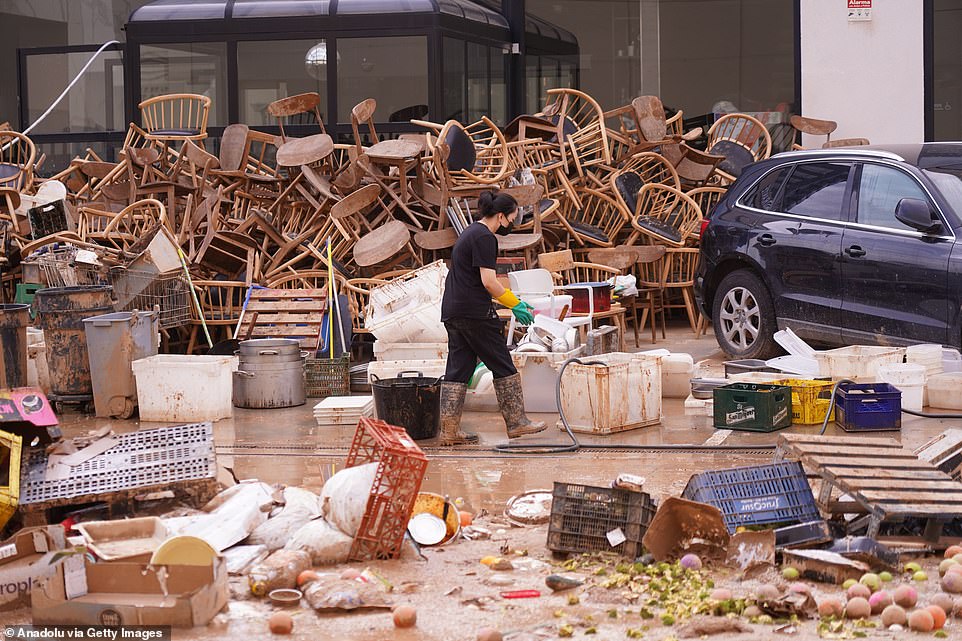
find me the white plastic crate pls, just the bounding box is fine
[132,355,238,422]
[373,341,448,362]
[511,346,584,413]
[928,372,962,410]
[558,352,662,434]
[815,345,905,381]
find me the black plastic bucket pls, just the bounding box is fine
[0,303,30,388]
[371,371,441,440]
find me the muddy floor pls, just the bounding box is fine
[7,323,962,638]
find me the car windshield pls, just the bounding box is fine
[923,167,962,219]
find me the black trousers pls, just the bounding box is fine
[443,317,518,384]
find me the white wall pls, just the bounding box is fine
[801,0,924,145]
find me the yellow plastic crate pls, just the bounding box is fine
[0,429,23,531]
[780,378,835,424]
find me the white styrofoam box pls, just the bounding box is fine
[511,346,585,413]
[815,346,905,381]
[367,359,446,384]
[132,354,238,422]
[373,341,448,362]
[927,372,962,411]
[558,352,662,434]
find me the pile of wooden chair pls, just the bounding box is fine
[0,89,855,351]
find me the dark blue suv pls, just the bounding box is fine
[695,144,962,359]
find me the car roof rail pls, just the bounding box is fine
[772,148,905,162]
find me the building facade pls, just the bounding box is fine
[1,0,958,171]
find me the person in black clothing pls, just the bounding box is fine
[438,190,547,445]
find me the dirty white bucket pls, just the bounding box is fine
[558,352,662,434]
[877,363,925,412]
[927,372,962,410]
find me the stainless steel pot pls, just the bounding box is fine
[236,350,309,365]
[233,357,306,409]
[237,338,301,357]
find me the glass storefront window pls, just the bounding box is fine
[933,0,962,140]
[140,43,228,126]
[238,39,329,127]
[489,46,506,125]
[24,50,125,134]
[467,42,488,123]
[442,37,467,122]
[336,36,428,124]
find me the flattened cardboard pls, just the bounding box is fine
[32,557,228,627]
[0,525,68,610]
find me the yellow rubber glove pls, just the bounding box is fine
[495,288,522,309]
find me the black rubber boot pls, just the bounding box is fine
[493,373,546,439]
[438,381,478,445]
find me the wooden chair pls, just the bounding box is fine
[706,113,772,182]
[78,198,168,253]
[659,142,725,188]
[352,98,426,212]
[823,138,870,148]
[267,92,326,141]
[343,277,388,337]
[542,88,611,177]
[138,93,211,144]
[789,115,838,149]
[663,247,702,332]
[0,131,36,193]
[554,187,628,249]
[187,280,247,353]
[624,183,703,248]
[605,96,702,155]
[686,187,727,222]
[588,245,667,345]
[609,152,680,237]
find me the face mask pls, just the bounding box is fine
[496,213,514,236]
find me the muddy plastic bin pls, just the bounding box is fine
[34,285,114,405]
[83,311,159,418]
[371,371,441,440]
[0,303,31,388]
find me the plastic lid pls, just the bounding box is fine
[773,328,818,359]
[149,535,217,566]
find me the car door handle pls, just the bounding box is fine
[845,245,866,257]
[757,234,776,247]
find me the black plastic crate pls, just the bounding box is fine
[681,461,820,534]
[713,382,792,432]
[835,382,901,432]
[547,482,656,558]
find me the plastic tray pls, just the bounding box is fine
[546,482,656,558]
[681,461,820,533]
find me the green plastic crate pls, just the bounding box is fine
[713,382,792,432]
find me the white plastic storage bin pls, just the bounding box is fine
[815,346,905,381]
[943,348,962,373]
[558,352,662,434]
[877,363,925,412]
[131,354,238,422]
[511,346,585,413]
[906,344,943,375]
[642,351,693,398]
[367,359,446,384]
[365,262,448,343]
[927,372,962,410]
[373,341,448,362]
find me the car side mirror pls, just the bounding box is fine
[895,198,942,234]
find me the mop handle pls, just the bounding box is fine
[178,247,212,348]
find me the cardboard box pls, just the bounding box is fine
[0,525,68,610]
[32,556,228,627]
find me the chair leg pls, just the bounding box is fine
[682,287,698,333]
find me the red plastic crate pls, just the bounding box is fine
[347,417,428,561]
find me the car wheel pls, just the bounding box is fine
[712,270,779,359]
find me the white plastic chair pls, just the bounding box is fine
[505,268,591,345]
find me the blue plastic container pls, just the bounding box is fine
[681,461,820,533]
[834,382,901,432]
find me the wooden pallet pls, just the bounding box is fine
[237,287,328,350]
[776,433,962,542]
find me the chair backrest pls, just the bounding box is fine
[790,114,838,147]
[267,92,326,140]
[633,183,703,247]
[632,96,668,143]
[138,93,211,141]
[664,247,700,287]
[610,152,680,217]
[218,124,250,171]
[544,88,611,171]
[443,121,476,172]
[706,113,772,163]
[537,249,574,273]
[587,247,640,272]
[508,268,554,296]
[350,98,379,155]
[560,187,628,247]
[0,131,36,192]
[634,244,667,287]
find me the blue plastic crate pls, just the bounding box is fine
[834,382,901,432]
[681,461,820,533]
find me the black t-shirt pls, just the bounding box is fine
[441,221,498,321]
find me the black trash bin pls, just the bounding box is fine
[0,303,30,388]
[371,371,442,440]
